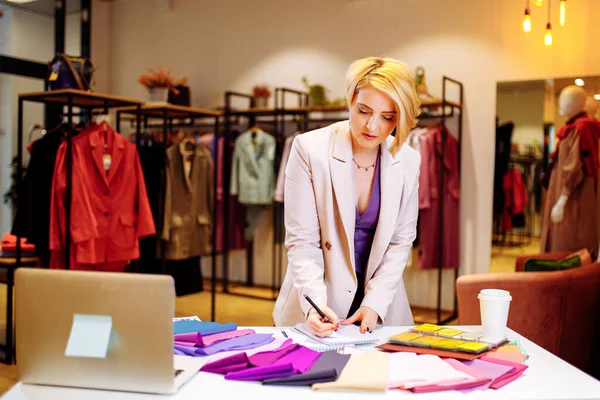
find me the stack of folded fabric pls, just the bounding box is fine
[196,329,351,385]
[1,233,35,258]
[172,320,275,358]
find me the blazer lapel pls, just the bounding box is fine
[366,137,405,281]
[88,128,109,188]
[178,142,194,193]
[107,128,125,185]
[243,131,262,177]
[328,123,356,275]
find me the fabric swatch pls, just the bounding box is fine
[225,345,321,381]
[486,351,528,364]
[200,339,296,374]
[200,336,291,364]
[410,358,490,393]
[174,328,255,347]
[175,333,274,356]
[263,350,351,386]
[312,350,390,391]
[173,320,237,335]
[480,356,528,389]
[458,359,515,392]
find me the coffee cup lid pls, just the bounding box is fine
[478,289,512,301]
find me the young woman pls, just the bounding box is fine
[273,56,421,337]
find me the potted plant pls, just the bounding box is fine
[302,76,328,106]
[137,67,179,103]
[252,84,271,108]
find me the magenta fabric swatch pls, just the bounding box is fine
[480,356,528,389]
[225,345,321,381]
[200,339,296,374]
[458,359,515,393]
[174,341,197,347]
[411,359,490,393]
[174,328,255,347]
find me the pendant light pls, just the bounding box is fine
[535,0,543,6]
[523,0,532,33]
[544,1,553,46]
[560,0,566,26]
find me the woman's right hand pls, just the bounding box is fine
[306,305,340,337]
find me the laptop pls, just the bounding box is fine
[15,268,199,394]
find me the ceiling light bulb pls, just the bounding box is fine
[560,0,566,26]
[535,0,543,6]
[523,9,532,33]
[544,23,553,46]
[594,94,600,100]
[5,0,39,3]
[575,78,585,86]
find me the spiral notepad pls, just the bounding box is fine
[292,323,379,351]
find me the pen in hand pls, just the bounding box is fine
[303,294,340,333]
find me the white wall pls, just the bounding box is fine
[497,87,545,152]
[105,0,600,310]
[0,4,85,235]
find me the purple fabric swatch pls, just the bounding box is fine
[225,345,321,381]
[201,340,296,374]
[174,341,196,347]
[174,348,186,356]
[175,333,274,357]
[458,359,515,393]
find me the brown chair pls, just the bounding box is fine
[456,252,600,379]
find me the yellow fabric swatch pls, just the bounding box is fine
[431,339,463,350]
[390,332,422,344]
[456,341,490,353]
[411,336,443,348]
[312,350,390,392]
[412,323,442,333]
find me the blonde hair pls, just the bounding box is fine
[345,57,421,156]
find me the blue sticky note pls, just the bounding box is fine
[65,314,112,358]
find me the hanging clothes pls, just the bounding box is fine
[541,113,600,253]
[230,128,276,241]
[11,129,63,265]
[502,167,528,232]
[230,128,276,205]
[49,123,155,271]
[161,141,214,260]
[417,125,460,270]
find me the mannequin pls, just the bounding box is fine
[541,85,600,254]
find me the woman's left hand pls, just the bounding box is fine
[340,306,379,334]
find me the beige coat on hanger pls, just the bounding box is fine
[273,121,420,327]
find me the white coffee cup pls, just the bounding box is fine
[478,289,512,339]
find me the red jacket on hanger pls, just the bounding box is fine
[49,123,155,271]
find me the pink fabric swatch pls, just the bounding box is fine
[201,340,298,374]
[480,356,528,389]
[411,359,490,393]
[201,336,291,364]
[174,328,255,347]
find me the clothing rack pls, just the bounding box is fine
[221,90,348,302]
[12,89,143,364]
[417,77,464,325]
[115,104,221,322]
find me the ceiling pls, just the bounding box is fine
[0,0,82,16]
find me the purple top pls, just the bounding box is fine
[354,156,381,274]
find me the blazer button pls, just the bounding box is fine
[325,242,332,251]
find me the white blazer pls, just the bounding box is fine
[273,120,420,326]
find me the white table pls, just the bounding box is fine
[2,326,600,399]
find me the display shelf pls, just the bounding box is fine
[18,89,143,109]
[116,103,222,118]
